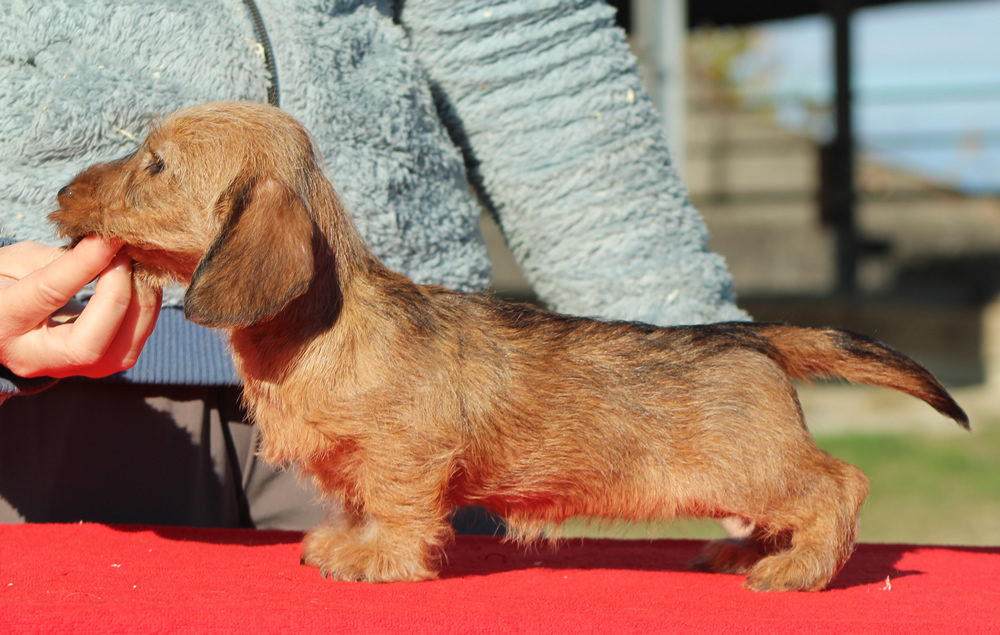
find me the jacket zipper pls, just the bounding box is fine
[242,0,279,106]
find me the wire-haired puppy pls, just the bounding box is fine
[50,101,968,591]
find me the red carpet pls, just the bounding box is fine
[1,523,997,633]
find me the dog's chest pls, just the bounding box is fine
[240,378,330,465]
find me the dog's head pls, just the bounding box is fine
[50,101,335,329]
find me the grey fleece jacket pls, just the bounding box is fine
[0,0,747,402]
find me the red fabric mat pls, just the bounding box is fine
[1,523,998,633]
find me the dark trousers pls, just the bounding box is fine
[0,380,325,529]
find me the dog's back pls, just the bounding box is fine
[451,299,968,430]
[666,322,968,428]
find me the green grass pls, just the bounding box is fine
[560,422,1000,546]
[814,425,1000,545]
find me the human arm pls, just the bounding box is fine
[398,0,749,325]
[0,236,161,390]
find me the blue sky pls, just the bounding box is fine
[733,0,1000,193]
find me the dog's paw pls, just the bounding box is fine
[690,538,764,575]
[743,553,833,592]
[300,523,439,583]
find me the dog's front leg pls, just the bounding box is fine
[301,454,454,583]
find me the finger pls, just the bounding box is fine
[1,256,151,379]
[43,253,135,377]
[121,281,162,368]
[0,237,120,334]
[0,241,64,280]
[84,280,162,377]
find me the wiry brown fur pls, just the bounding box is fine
[50,101,969,591]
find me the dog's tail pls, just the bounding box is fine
[732,323,969,429]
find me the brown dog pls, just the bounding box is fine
[50,101,968,591]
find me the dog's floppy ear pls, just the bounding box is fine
[185,175,315,328]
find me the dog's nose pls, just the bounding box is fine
[57,184,72,201]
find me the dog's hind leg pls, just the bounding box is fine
[690,524,790,576]
[740,454,869,591]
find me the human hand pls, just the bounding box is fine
[0,236,162,378]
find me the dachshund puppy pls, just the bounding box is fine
[50,101,968,591]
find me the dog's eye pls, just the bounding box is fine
[146,154,165,175]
